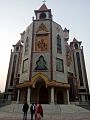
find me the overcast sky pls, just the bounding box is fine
[0,0,90,92]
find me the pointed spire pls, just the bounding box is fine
[34,3,51,20]
[73,37,78,42]
[63,27,69,33]
[72,37,82,44]
[16,40,22,46]
[13,40,22,47]
[39,3,48,11]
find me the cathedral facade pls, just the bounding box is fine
[4,4,89,104]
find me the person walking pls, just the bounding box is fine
[30,103,35,120]
[36,104,43,120]
[22,101,29,120]
[35,103,38,120]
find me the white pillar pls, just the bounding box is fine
[27,87,31,104]
[17,89,20,103]
[51,87,54,104]
[67,89,70,104]
[8,95,11,100]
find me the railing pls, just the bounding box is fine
[0,99,12,107]
[77,101,90,111]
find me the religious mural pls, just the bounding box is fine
[35,23,48,52]
[35,35,48,51]
[35,55,47,70]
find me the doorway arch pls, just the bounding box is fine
[57,91,64,104]
[39,84,48,104]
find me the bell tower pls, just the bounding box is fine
[34,3,52,20]
[29,3,53,81]
[70,38,89,102]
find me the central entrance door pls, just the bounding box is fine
[39,85,48,104]
[57,91,64,104]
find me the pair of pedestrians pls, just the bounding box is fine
[22,101,43,120]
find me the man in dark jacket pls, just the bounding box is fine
[30,103,35,120]
[22,101,29,120]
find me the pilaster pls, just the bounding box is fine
[50,87,54,104]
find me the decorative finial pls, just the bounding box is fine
[42,0,46,4]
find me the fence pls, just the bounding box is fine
[0,99,12,107]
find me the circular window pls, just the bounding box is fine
[39,12,46,19]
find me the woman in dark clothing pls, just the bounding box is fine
[22,101,29,120]
[30,103,35,120]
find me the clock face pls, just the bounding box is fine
[39,12,46,19]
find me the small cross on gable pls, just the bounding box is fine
[42,0,46,4]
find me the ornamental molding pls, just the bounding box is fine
[16,72,70,89]
[36,23,48,33]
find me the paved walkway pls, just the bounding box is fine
[0,110,90,120]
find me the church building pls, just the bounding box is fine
[4,4,89,104]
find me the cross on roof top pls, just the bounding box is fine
[42,0,46,4]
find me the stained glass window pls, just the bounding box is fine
[22,59,28,73]
[56,58,64,72]
[10,54,17,86]
[76,52,83,86]
[57,34,62,53]
[24,37,29,55]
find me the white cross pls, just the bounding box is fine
[42,0,46,4]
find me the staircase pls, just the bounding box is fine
[0,103,90,120]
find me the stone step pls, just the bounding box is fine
[0,104,90,120]
[0,104,89,114]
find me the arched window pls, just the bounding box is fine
[24,37,29,55]
[16,46,19,51]
[74,44,78,49]
[39,12,46,19]
[22,59,28,73]
[57,34,62,53]
[76,52,83,86]
[10,54,17,86]
[56,58,64,72]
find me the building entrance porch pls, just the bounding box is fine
[17,73,70,104]
[18,85,69,104]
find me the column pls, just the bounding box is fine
[27,87,31,104]
[67,89,70,104]
[51,87,54,104]
[17,89,20,103]
[8,95,11,101]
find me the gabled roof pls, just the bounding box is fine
[34,3,51,15]
[64,27,68,32]
[73,37,78,42]
[63,27,69,32]
[70,37,82,45]
[16,40,22,46]
[39,3,48,11]
[13,40,23,47]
